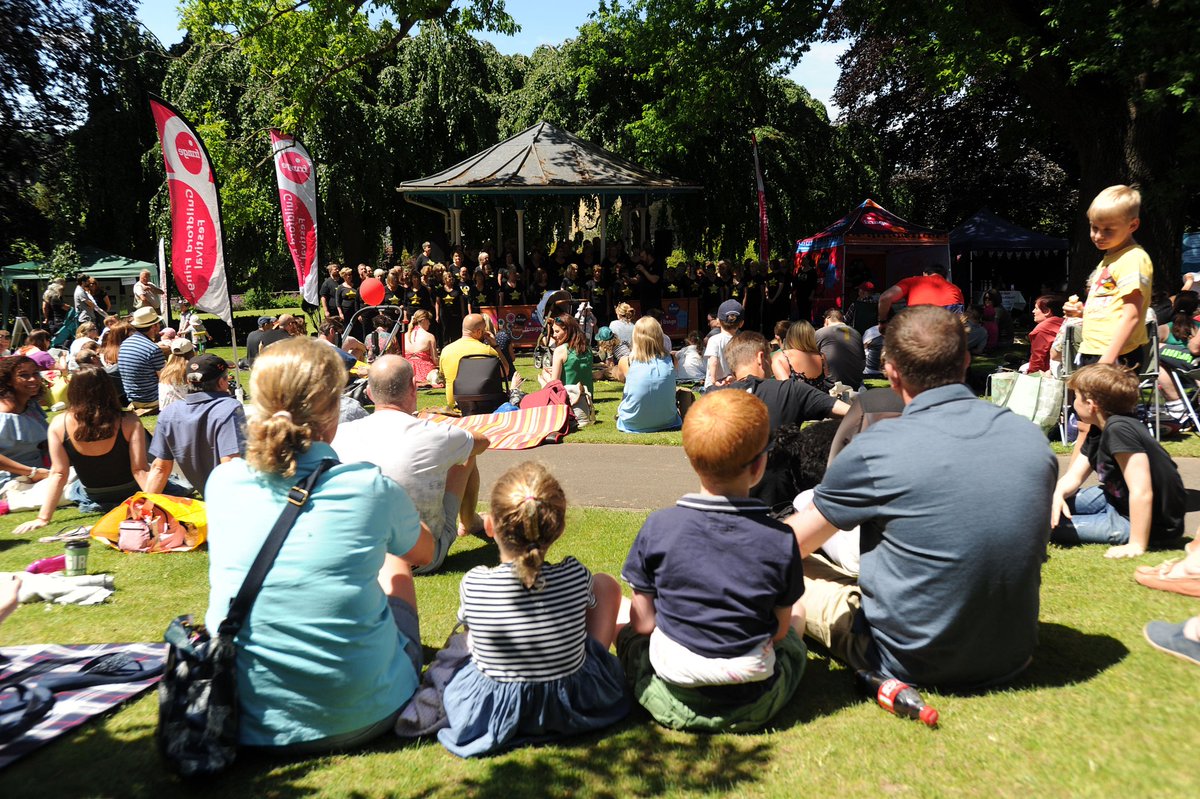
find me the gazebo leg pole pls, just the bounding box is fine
[563,207,572,244]
[495,206,503,257]
[600,205,608,261]
[450,208,462,248]
[516,208,526,272]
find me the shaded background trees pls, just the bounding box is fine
[2,0,1197,295]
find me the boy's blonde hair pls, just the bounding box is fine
[1068,363,1139,415]
[682,389,769,482]
[1088,184,1141,222]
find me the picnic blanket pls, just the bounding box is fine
[418,405,571,449]
[0,642,166,769]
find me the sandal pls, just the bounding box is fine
[1134,560,1200,597]
[1135,558,1180,578]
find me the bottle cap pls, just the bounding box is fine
[919,706,939,727]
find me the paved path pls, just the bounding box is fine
[478,444,1200,532]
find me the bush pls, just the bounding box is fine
[240,287,273,311]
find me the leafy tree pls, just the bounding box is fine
[495,1,873,258]
[832,0,1200,285]
[831,32,1078,236]
[0,0,141,261]
[179,0,515,130]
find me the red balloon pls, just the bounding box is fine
[360,277,385,306]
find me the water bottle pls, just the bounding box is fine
[855,669,939,727]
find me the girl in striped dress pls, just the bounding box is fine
[438,461,629,757]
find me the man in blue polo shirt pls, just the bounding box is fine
[785,305,1056,690]
[146,354,246,497]
[119,306,166,412]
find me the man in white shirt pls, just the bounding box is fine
[333,355,490,574]
[132,270,164,312]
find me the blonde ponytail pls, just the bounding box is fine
[490,462,567,590]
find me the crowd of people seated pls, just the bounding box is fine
[2,185,1197,775]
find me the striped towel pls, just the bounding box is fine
[419,405,570,449]
[0,642,165,769]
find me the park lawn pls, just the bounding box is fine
[0,498,1196,797]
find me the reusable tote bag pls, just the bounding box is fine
[987,371,1064,434]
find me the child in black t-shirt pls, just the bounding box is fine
[1052,363,1186,558]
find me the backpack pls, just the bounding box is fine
[454,354,508,416]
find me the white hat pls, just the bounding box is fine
[169,338,195,356]
[130,306,162,329]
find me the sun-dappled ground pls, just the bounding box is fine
[1,500,1196,797]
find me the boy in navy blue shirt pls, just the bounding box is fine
[617,389,807,731]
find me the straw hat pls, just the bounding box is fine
[130,306,162,329]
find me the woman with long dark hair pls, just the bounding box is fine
[541,314,594,395]
[14,365,162,532]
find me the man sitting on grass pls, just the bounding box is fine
[617,389,808,732]
[333,356,490,574]
[146,354,245,498]
[785,305,1056,690]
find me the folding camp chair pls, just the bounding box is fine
[1164,367,1200,430]
[1058,315,1164,442]
[1136,314,1163,441]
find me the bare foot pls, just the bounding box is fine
[457,512,488,538]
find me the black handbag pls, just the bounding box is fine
[156,459,336,778]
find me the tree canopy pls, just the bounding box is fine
[3,0,1198,299]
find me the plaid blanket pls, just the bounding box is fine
[0,642,166,769]
[419,405,570,449]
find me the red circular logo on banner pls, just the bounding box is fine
[174,132,204,175]
[278,151,311,184]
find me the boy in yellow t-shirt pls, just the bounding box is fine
[1079,185,1153,367]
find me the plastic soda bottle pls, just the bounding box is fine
[855,669,939,727]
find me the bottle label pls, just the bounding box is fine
[877,678,905,712]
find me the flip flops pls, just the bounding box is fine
[0,683,55,744]
[1143,621,1200,667]
[1135,559,1200,597]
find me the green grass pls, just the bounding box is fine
[0,496,1197,797]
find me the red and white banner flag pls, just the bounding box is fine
[148,95,232,326]
[751,132,769,265]
[270,130,319,305]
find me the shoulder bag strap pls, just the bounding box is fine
[216,458,337,637]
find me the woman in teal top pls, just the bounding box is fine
[617,317,683,433]
[204,338,433,751]
[544,315,594,395]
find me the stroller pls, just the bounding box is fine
[531,289,596,369]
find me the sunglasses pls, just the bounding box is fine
[741,437,775,468]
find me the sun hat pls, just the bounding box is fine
[596,326,615,341]
[129,307,162,329]
[257,315,275,327]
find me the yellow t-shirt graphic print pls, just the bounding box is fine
[1080,244,1152,356]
